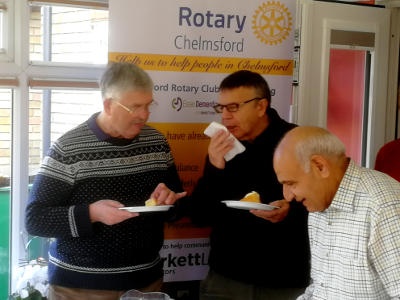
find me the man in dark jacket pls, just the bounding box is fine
[190,70,310,300]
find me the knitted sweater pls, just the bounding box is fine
[190,108,310,288]
[25,113,183,291]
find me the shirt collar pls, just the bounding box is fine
[327,159,359,212]
[87,112,136,146]
[88,112,108,141]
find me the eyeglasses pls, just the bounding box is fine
[112,99,157,114]
[213,97,263,113]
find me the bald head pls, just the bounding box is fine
[274,126,346,172]
[273,126,348,212]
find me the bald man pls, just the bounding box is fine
[273,126,400,300]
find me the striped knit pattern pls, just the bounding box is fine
[25,114,183,290]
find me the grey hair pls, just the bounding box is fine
[295,130,346,172]
[99,62,153,100]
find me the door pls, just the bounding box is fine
[292,0,391,167]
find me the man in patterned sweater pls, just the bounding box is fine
[25,62,186,300]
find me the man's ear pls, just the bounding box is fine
[257,98,269,116]
[310,154,330,178]
[103,98,112,114]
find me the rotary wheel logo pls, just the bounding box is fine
[252,1,292,45]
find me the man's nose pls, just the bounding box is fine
[283,186,295,202]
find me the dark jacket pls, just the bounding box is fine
[189,108,310,288]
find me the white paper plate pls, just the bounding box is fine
[119,205,173,213]
[222,200,279,211]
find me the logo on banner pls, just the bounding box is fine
[170,96,217,115]
[252,1,292,45]
[172,97,183,111]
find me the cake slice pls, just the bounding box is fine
[145,198,157,206]
[240,191,261,203]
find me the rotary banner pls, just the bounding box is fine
[109,0,296,282]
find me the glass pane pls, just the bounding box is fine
[0,10,3,50]
[29,89,102,176]
[19,89,101,298]
[29,4,108,63]
[0,89,11,182]
[0,88,11,300]
[327,48,368,165]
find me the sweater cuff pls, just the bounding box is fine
[72,204,93,237]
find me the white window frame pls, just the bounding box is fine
[0,0,108,295]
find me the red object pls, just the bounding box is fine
[328,49,366,165]
[374,139,400,182]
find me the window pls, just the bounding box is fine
[28,88,102,173]
[0,1,109,297]
[0,0,14,61]
[0,88,11,179]
[0,87,12,298]
[0,6,4,50]
[29,3,108,64]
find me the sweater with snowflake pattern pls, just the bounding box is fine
[25,113,184,291]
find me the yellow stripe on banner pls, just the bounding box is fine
[109,52,293,75]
